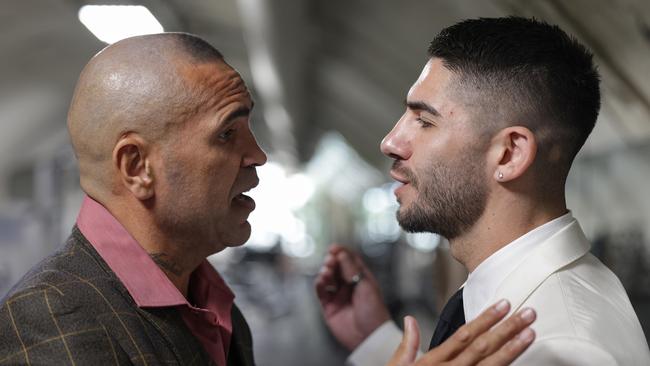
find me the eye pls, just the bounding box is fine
[416,117,434,128]
[218,128,236,141]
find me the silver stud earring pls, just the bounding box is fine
[498,172,504,180]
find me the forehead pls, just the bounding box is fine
[407,58,481,137]
[180,60,252,112]
[407,58,454,103]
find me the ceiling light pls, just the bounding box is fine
[78,5,164,44]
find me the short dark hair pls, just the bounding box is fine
[429,17,600,171]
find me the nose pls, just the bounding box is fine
[242,130,267,168]
[380,118,411,161]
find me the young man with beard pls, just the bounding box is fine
[0,32,533,365]
[316,17,650,366]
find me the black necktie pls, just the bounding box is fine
[429,288,465,349]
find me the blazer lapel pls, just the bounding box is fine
[77,234,212,365]
[137,306,213,365]
[227,305,255,366]
[490,220,591,315]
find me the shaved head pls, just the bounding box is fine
[67,33,226,198]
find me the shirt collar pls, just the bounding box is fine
[76,195,234,308]
[463,212,575,321]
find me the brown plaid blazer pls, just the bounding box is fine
[0,227,255,366]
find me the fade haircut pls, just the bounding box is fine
[429,17,600,178]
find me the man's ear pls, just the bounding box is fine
[113,133,155,200]
[489,126,537,182]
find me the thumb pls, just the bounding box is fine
[387,316,421,366]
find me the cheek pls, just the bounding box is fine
[410,142,437,172]
[203,154,242,196]
[160,157,189,195]
[411,129,458,165]
[164,139,244,203]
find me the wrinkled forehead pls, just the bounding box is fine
[179,59,252,110]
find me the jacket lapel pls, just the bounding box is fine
[78,230,251,366]
[227,305,255,366]
[77,233,212,365]
[490,220,591,315]
[138,307,213,365]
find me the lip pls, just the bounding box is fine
[232,178,260,200]
[233,193,256,212]
[389,170,411,200]
[231,177,259,214]
[389,170,410,185]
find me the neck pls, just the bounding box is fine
[147,251,193,297]
[450,194,568,272]
[107,199,203,297]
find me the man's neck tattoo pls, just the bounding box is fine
[149,253,184,277]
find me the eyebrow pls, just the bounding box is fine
[222,101,255,126]
[404,99,441,117]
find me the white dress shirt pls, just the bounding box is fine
[348,212,578,366]
[350,213,650,365]
[463,212,575,322]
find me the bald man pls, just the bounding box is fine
[0,33,264,365]
[0,33,536,366]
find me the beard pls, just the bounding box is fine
[395,149,488,240]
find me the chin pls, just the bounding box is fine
[396,202,411,216]
[224,221,252,248]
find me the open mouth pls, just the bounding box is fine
[232,177,259,211]
[233,191,256,210]
[234,192,251,201]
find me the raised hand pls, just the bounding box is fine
[388,301,536,366]
[315,244,391,350]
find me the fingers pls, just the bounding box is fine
[387,316,421,366]
[335,246,380,287]
[477,327,535,366]
[351,249,381,286]
[402,316,421,363]
[452,307,536,365]
[327,243,347,256]
[426,299,512,362]
[314,270,334,301]
[417,301,536,366]
[315,253,340,300]
[316,244,380,301]
[337,250,364,284]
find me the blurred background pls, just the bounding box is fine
[1,0,650,364]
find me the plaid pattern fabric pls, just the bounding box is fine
[0,227,255,366]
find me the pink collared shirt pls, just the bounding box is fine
[76,196,234,365]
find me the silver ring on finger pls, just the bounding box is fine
[350,272,364,286]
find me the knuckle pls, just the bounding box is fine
[503,317,522,332]
[470,337,490,355]
[497,327,518,342]
[499,340,522,360]
[453,325,472,343]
